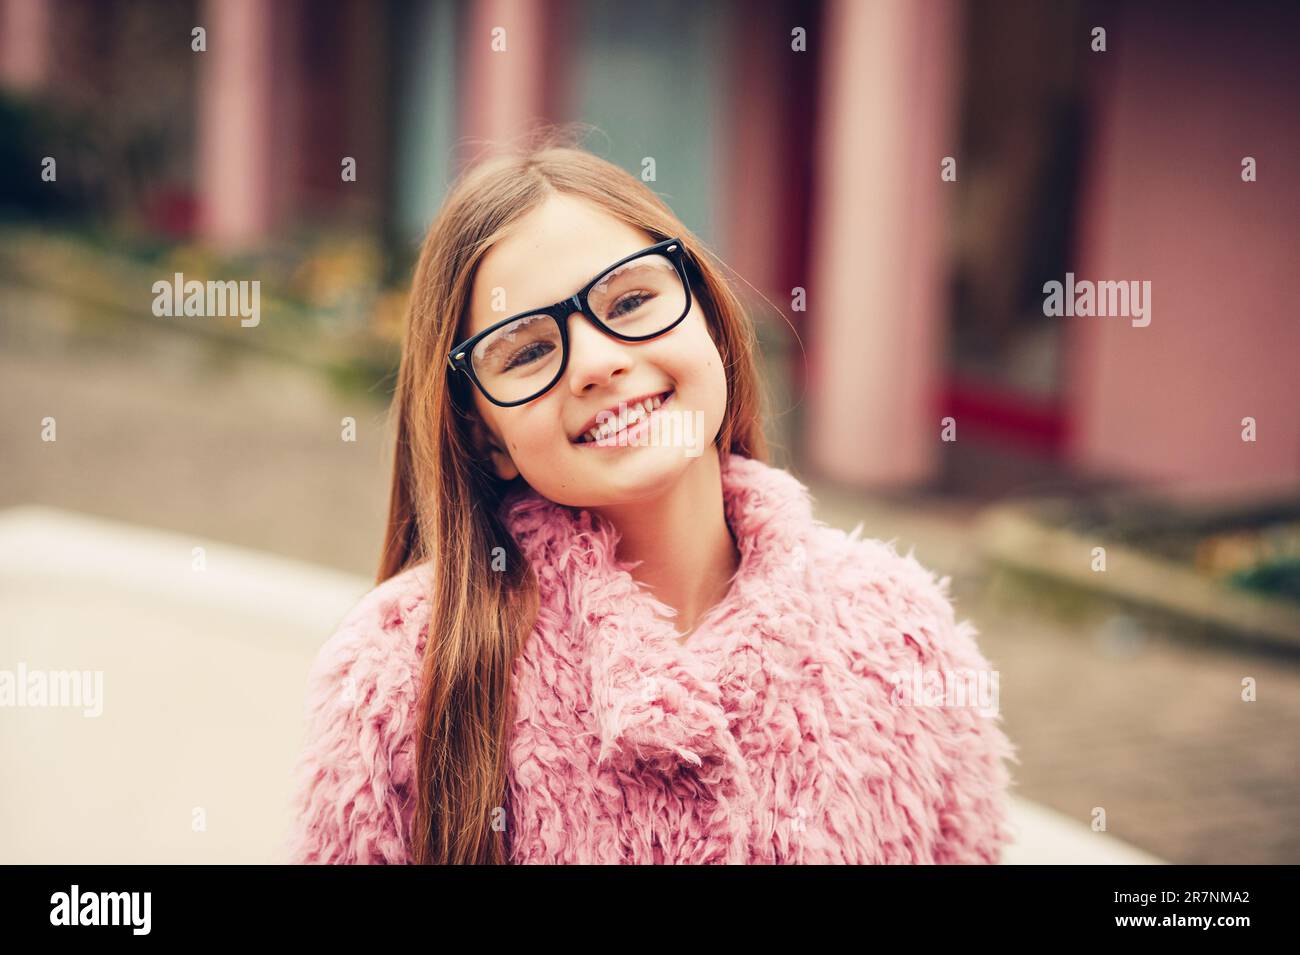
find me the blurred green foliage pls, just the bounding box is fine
[1228,555,1300,605]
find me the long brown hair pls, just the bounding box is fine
[378,126,769,863]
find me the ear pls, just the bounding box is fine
[468,412,520,482]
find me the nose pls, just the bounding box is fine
[564,308,631,396]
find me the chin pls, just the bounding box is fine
[574,449,694,508]
[626,448,706,491]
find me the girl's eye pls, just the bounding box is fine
[607,291,653,320]
[502,340,554,372]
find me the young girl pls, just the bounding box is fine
[282,134,1018,865]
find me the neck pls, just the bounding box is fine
[590,448,739,642]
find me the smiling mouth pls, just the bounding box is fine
[574,390,675,445]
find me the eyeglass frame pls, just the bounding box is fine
[446,237,696,407]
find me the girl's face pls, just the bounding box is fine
[459,194,727,508]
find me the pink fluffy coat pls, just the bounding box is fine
[282,452,1019,864]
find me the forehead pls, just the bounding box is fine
[464,195,657,339]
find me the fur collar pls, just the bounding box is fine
[499,453,822,786]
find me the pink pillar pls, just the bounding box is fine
[458,0,550,156]
[805,0,963,487]
[1067,5,1300,495]
[0,0,50,90]
[195,0,277,246]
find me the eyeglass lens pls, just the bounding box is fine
[469,253,686,404]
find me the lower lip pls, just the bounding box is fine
[574,391,675,450]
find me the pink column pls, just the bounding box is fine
[0,0,50,90]
[458,0,550,156]
[804,0,963,487]
[195,0,277,246]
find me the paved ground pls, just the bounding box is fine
[3,278,1297,863]
[0,282,395,579]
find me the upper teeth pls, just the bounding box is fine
[582,394,666,443]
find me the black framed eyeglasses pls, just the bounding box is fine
[446,237,695,407]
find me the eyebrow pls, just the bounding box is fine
[475,323,525,355]
[471,308,543,349]
[468,241,662,340]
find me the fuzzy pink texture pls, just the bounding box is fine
[282,452,1019,864]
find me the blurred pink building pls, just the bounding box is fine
[2,0,1296,497]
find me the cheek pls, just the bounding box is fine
[688,325,729,435]
[680,320,727,396]
[498,401,568,460]
[506,408,581,499]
